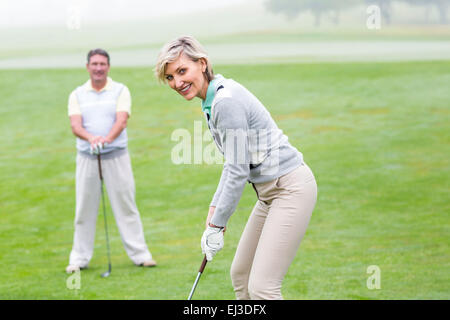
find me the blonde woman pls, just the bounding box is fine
[155,36,317,300]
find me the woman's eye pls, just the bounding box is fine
[166,75,173,81]
[179,68,186,75]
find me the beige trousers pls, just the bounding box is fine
[230,163,317,300]
[69,149,152,267]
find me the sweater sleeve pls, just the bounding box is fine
[210,163,229,207]
[210,98,250,227]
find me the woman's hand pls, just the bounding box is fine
[205,206,215,229]
[205,206,226,232]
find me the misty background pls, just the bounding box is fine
[0,0,449,68]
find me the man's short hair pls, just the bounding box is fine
[87,48,110,65]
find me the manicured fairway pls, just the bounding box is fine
[0,60,448,299]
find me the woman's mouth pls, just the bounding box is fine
[179,84,191,95]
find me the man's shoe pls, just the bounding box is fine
[65,264,87,273]
[66,265,80,273]
[140,259,157,267]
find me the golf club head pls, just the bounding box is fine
[101,264,112,278]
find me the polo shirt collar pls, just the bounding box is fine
[85,77,112,92]
[201,79,217,117]
[201,74,224,117]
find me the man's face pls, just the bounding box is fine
[86,54,110,82]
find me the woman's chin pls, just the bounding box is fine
[180,92,196,101]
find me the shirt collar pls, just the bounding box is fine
[201,74,225,116]
[201,78,218,117]
[85,77,112,92]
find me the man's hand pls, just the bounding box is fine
[69,113,125,154]
[201,226,224,261]
[88,135,101,147]
[90,142,102,155]
[88,136,111,155]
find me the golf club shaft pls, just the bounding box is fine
[98,154,112,276]
[188,256,207,300]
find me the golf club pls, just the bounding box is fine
[97,153,112,278]
[187,255,208,300]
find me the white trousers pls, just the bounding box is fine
[69,149,152,267]
[230,163,317,299]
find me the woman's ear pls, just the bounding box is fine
[199,58,207,73]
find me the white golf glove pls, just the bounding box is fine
[90,142,104,155]
[201,226,224,261]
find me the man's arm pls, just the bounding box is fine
[69,111,128,147]
[105,85,131,144]
[104,111,129,144]
[68,91,100,148]
[69,115,99,147]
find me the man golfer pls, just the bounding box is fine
[66,48,156,273]
[155,36,317,299]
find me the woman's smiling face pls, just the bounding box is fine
[164,53,209,101]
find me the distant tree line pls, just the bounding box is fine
[265,0,449,25]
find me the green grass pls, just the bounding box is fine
[0,60,449,299]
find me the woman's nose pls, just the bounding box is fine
[175,77,184,89]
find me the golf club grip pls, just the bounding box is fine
[97,154,103,180]
[198,256,207,273]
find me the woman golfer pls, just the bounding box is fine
[155,36,317,300]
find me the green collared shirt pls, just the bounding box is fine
[201,78,218,117]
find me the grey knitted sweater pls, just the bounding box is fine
[205,75,303,227]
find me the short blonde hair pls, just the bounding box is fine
[154,35,214,83]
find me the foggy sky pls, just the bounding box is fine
[0,0,249,27]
